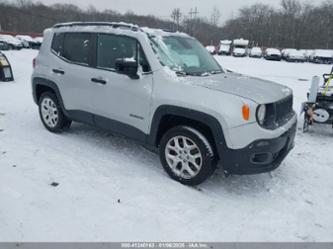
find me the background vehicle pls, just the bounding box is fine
[300,49,314,62]
[302,69,333,132]
[285,49,306,62]
[232,38,249,57]
[0,41,10,50]
[205,45,216,55]
[32,22,297,185]
[16,35,39,49]
[265,48,282,61]
[281,48,292,60]
[310,50,333,64]
[249,47,263,58]
[233,48,247,57]
[218,40,232,55]
[33,36,43,49]
[0,34,23,50]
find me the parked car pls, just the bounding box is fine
[32,22,297,185]
[310,50,333,64]
[233,48,247,57]
[299,49,313,62]
[0,34,23,50]
[0,41,10,50]
[249,47,263,58]
[218,40,232,55]
[265,48,282,61]
[16,35,39,49]
[205,45,216,55]
[33,36,43,49]
[285,49,306,62]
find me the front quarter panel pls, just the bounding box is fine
[150,69,259,149]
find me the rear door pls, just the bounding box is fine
[51,32,96,118]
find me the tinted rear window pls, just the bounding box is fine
[62,33,92,65]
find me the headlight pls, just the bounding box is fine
[256,104,266,125]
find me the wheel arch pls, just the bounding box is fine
[32,77,66,111]
[147,105,227,159]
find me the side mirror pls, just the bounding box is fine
[115,58,139,79]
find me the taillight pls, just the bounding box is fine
[33,58,36,68]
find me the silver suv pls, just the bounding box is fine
[32,22,297,185]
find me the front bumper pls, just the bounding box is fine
[221,122,297,175]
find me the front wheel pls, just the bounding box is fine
[159,126,217,186]
[38,92,71,133]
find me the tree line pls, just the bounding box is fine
[0,0,332,49]
[222,0,333,49]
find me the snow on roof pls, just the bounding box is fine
[53,22,139,30]
[233,38,249,46]
[34,37,43,43]
[266,48,281,55]
[52,22,189,39]
[288,49,305,57]
[251,47,262,53]
[16,35,34,42]
[220,40,232,45]
[314,49,333,58]
[0,34,21,45]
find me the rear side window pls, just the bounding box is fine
[97,34,137,70]
[62,33,92,65]
[51,33,64,55]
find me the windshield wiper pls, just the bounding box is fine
[175,70,189,76]
[210,70,223,75]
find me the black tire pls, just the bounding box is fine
[38,92,71,133]
[159,126,217,186]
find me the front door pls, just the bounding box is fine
[89,33,153,137]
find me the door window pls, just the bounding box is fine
[97,34,137,70]
[62,33,92,65]
[97,34,150,72]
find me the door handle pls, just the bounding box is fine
[91,77,107,85]
[52,69,65,75]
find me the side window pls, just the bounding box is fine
[62,33,91,65]
[51,33,64,55]
[97,34,137,70]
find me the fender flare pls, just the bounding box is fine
[147,105,228,158]
[32,77,67,111]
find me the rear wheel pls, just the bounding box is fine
[38,92,71,133]
[159,126,217,186]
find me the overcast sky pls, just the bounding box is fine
[28,0,326,24]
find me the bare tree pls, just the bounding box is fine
[0,0,332,49]
[170,8,182,31]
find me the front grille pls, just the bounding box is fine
[263,95,294,130]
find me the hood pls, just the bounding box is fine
[190,72,292,104]
[234,48,246,54]
[219,45,230,52]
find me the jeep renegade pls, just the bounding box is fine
[32,22,297,185]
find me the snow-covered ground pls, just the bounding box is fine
[0,50,333,242]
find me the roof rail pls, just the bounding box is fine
[53,22,140,31]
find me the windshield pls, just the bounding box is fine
[150,35,223,76]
